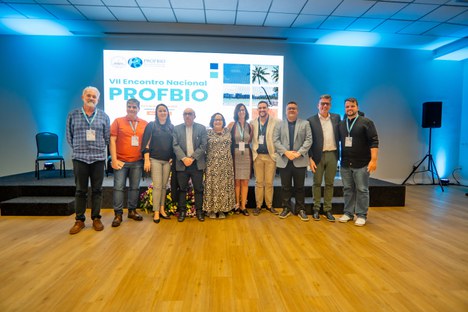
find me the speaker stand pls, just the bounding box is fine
[402,128,444,192]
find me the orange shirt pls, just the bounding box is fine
[110,116,148,162]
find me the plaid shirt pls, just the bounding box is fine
[66,107,110,164]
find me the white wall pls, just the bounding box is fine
[0,35,466,185]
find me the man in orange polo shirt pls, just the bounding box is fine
[110,98,148,227]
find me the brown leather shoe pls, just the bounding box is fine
[128,210,143,221]
[92,218,104,231]
[69,220,85,235]
[112,214,122,227]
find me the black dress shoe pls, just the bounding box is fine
[178,211,186,222]
[160,213,171,220]
[153,218,160,224]
[313,211,320,221]
[240,208,249,216]
[196,211,205,222]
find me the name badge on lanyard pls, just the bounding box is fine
[86,129,96,141]
[129,121,139,146]
[345,116,359,148]
[239,141,245,152]
[258,135,265,145]
[82,108,97,141]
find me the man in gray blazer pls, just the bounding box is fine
[173,108,208,222]
[273,101,312,221]
[307,94,341,222]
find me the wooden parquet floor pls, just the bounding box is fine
[0,185,467,312]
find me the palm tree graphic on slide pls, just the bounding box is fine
[251,65,279,107]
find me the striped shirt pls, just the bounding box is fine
[66,107,110,164]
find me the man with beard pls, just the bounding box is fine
[338,97,379,226]
[250,101,279,215]
[66,86,110,234]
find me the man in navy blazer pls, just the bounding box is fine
[273,101,312,221]
[307,94,341,222]
[173,108,208,222]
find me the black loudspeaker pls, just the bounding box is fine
[422,101,442,128]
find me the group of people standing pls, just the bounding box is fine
[66,86,378,235]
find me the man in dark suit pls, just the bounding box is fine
[273,101,312,221]
[173,108,208,222]
[308,94,341,222]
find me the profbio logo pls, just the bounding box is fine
[128,57,143,68]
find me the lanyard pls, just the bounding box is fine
[129,120,138,134]
[237,122,245,142]
[346,115,359,136]
[258,116,268,137]
[81,108,97,127]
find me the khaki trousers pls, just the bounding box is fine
[253,154,276,208]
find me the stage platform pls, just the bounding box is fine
[0,170,405,216]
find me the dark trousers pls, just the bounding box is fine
[177,164,204,213]
[279,161,306,213]
[72,159,105,221]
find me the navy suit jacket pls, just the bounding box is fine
[307,113,341,164]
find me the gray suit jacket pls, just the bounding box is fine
[273,118,312,168]
[307,113,341,164]
[172,122,208,171]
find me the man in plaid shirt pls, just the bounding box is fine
[66,86,110,234]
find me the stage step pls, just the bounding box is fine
[0,196,75,216]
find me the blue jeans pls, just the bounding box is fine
[72,159,105,221]
[113,160,143,214]
[340,166,369,219]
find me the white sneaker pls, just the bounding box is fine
[354,217,366,226]
[209,212,216,219]
[218,212,226,219]
[339,214,353,223]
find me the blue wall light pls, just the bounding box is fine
[1,19,71,36]
[317,31,380,47]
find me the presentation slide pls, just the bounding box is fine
[103,50,283,126]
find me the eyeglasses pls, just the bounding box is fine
[319,102,331,106]
[183,112,194,116]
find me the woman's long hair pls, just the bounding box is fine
[154,103,173,131]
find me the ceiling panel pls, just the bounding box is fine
[173,8,205,23]
[141,7,175,22]
[0,3,26,18]
[391,3,438,20]
[170,0,204,10]
[264,12,297,27]
[69,0,108,5]
[7,3,55,18]
[136,0,171,8]
[204,0,237,11]
[321,16,356,30]
[36,0,70,4]
[43,4,86,20]
[419,5,467,22]
[108,6,146,21]
[362,2,408,19]
[301,0,341,15]
[374,19,412,33]
[270,0,307,14]
[448,10,468,25]
[236,11,267,26]
[206,10,236,24]
[292,14,327,28]
[347,17,384,31]
[102,0,137,7]
[238,0,271,12]
[398,21,439,35]
[76,5,116,20]
[332,0,376,17]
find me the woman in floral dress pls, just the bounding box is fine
[202,113,236,219]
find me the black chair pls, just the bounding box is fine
[35,132,66,180]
